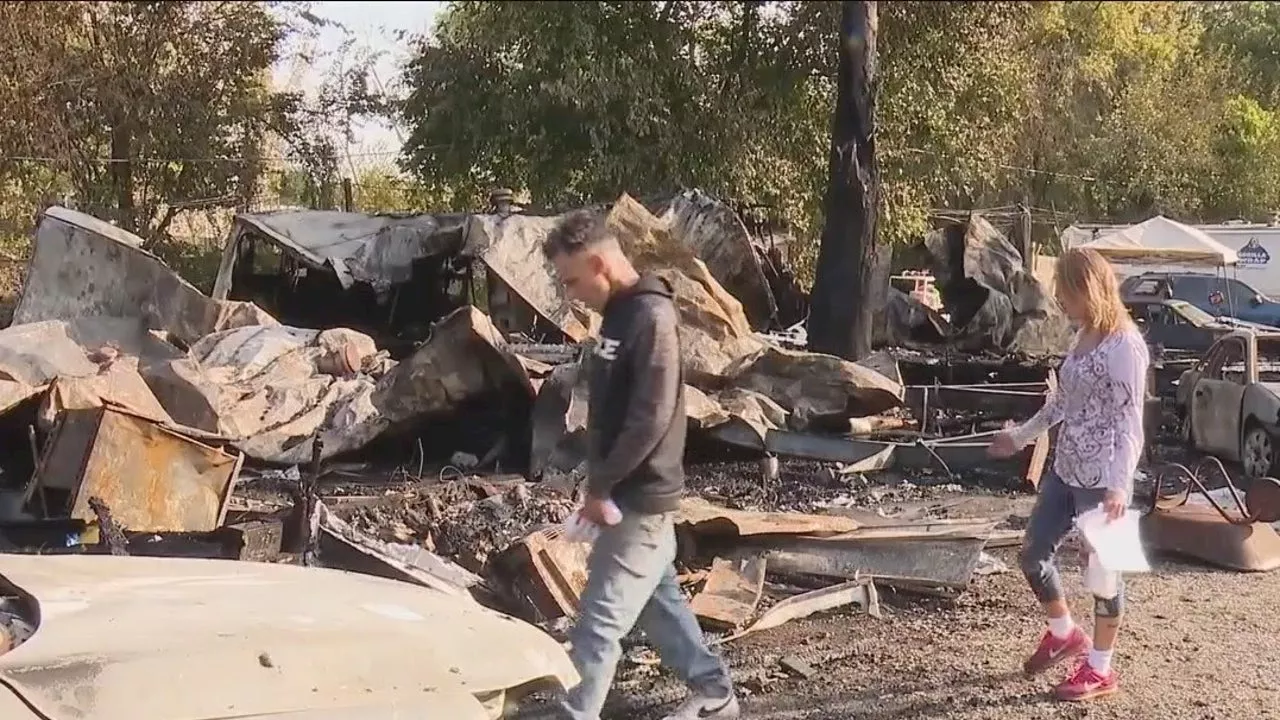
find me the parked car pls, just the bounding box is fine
[0,554,579,720]
[1176,329,1280,477]
[1120,271,1280,327]
[1126,298,1274,353]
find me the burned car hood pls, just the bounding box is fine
[0,554,577,720]
[1212,315,1277,331]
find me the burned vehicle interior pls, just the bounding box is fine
[1202,336,1280,383]
[223,217,571,360]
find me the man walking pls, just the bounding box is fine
[542,211,739,720]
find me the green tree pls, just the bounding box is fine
[1206,95,1280,220]
[1199,1,1280,108]
[2,2,288,241]
[398,1,1046,279]
[351,165,447,213]
[399,2,823,251]
[397,1,1280,282]
[0,2,382,246]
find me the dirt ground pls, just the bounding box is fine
[603,547,1280,720]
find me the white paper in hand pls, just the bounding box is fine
[1074,504,1151,573]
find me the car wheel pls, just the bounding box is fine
[1242,424,1276,478]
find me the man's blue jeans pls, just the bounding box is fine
[561,511,733,719]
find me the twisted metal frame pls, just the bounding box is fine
[1148,456,1280,525]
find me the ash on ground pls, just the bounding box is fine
[685,460,1021,515]
[342,480,576,572]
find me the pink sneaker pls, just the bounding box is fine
[1023,626,1091,677]
[1054,660,1118,701]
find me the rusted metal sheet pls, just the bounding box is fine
[690,556,767,630]
[499,527,593,621]
[1143,504,1280,572]
[729,519,997,589]
[34,405,242,533]
[1142,460,1280,572]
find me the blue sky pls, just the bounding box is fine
[273,2,447,168]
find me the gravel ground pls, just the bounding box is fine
[282,445,1277,720]
[605,547,1280,720]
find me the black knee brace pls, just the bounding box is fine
[1093,593,1124,618]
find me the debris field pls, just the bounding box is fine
[2,191,1279,720]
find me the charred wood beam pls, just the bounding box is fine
[808,1,880,361]
[283,437,324,562]
[88,496,129,556]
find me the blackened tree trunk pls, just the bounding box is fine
[807,0,880,361]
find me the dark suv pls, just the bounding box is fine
[1119,272,1280,328]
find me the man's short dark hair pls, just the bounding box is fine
[542,210,613,260]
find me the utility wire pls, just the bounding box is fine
[900,147,1098,183]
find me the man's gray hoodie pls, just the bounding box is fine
[585,273,685,514]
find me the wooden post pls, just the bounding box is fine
[1017,202,1033,272]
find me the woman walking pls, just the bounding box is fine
[988,247,1148,702]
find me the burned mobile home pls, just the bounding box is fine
[210,189,809,357]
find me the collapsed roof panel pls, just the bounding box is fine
[210,190,791,339]
[922,214,1072,356]
[216,209,472,294]
[645,190,778,329]
[463,213,593,341]
[16,207,275,346]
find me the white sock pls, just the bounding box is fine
[1088,649,1113,674]
[1047,615,1074,639]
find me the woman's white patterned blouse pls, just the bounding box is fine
[1008,327,1149,497]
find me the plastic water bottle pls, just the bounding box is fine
[1082,552,1119,599]
[562,499,623,543]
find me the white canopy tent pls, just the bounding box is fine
[1072,215,1248,316]
[1075,215,1239,266]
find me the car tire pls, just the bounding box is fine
[1242,423,1277,479]
[1181,410,1193,447]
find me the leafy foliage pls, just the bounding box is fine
[400,1,826,269]
[0,2,288,241]
[0,1,381,248]
[399,1,1280,283]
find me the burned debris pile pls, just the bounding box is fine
[0,193,1082,651]
[887,213,1072,357]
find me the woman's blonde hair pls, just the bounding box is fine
[1054,247,1131,334]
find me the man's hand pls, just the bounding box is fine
[987,431,1018,459]
[579,495,617,526]
[1103,489,1127,521]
